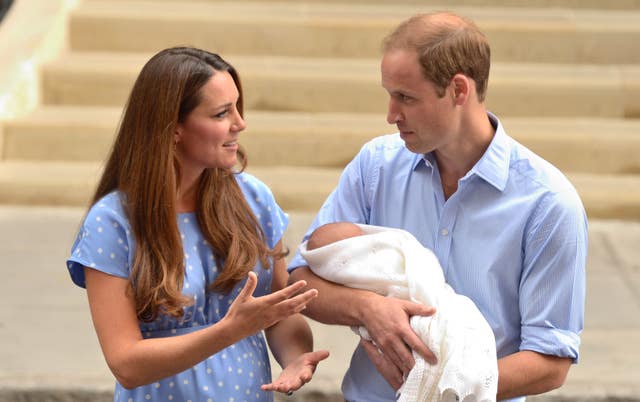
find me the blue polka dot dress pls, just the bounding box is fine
[66,172,289,402]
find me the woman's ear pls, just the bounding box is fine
[174,125,182,144]
[451,74,470,105]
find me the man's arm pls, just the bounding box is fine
[289,266,436,377]
[289,266,373,326]
[491,187,586,400]
[497,351,572,400]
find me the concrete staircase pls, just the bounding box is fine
[1,0,640,220]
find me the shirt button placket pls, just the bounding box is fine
[437,207,455,274]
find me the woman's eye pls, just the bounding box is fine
[214,110,228,118]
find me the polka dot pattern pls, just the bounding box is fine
[66,173,288,402]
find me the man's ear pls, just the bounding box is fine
[451,74,471,105]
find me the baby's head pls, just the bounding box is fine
[306,222,364,251]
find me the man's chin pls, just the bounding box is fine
[402,141,426,154]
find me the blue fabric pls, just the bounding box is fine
[67,172,288,402]
[288,113,588,402]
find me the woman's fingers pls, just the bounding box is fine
[260,350,330,394]
[261,376,302,393]
[306,349,330,365]
[237,271,258,300]
[265,279,309,304]
[228,274,318,333]
[274,288,319,316]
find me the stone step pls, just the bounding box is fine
[0,161,638,220]
[3,106,640,175]
[87,0,640,10]
[69,1,640,65]
[41,52,640,118]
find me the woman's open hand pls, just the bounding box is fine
[261,350,330,394]
[222,272,318,338]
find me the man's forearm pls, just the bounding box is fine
[288,266,375,326]
[497,350,572,400]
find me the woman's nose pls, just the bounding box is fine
[233,112,247,132]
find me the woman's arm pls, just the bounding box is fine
[263,241,329,393]
[85,263,317,389]
[265,256,314,365]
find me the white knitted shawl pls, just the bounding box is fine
[300,224,498,402]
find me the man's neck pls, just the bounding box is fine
[435,110,495,200]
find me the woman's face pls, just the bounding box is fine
[175,71,246,175]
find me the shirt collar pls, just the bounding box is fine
[412,152,430,171]
[412,113,511,192]
[469,112,510,192]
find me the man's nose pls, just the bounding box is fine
[387,100,402,124]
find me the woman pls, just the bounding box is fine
[66,46,329,401]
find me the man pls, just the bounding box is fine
[288,11,587,402]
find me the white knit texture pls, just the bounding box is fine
[300,224,497,402]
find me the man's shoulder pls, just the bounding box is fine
[494,113,571,194]
[359,133,415,162]
[363,132,403,149]
[506,139,582,209]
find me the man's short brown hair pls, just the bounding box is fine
[383,12,491,101]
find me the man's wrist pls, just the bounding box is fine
[353,291,380,327]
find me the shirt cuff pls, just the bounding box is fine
[520,325,581,363]
[287,252,308,273]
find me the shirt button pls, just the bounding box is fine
[441,228,449,236]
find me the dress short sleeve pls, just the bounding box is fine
[236,172,289,248]
[66,192,134,288]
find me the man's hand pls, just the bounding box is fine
[361,295,436,377]
[361,338,404,390]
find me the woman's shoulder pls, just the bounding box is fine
[234,171,275,200]
[234,171,288,241]
[84,191,130,227]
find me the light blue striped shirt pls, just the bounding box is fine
[288,114,587,402]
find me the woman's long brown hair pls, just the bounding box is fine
[92,47,281,322]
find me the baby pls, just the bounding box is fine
[301,222,498,402]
